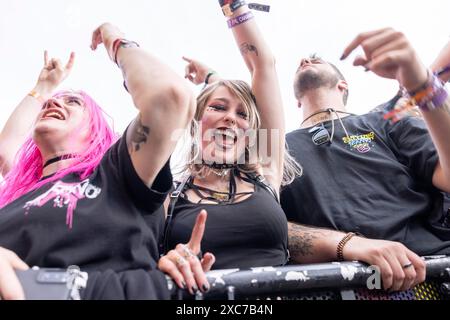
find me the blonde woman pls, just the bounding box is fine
[158,3,301,295]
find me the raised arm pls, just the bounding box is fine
[430,40,450,83]
[220,2,285,189]
[288,222,426,292]
[182,56,220,86]
[341,28,450,193]
[91,23,195,187]
[0,51,74,176]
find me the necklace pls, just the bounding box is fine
[301,108,355,144]
[202,161,237,178]
[301,108,355,128]
[43,154,76,169]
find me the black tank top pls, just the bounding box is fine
[167,175,289,269]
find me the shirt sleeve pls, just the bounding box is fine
[100,126,173,213]
[387,116,439,186]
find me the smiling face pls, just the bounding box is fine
[33,91,90,156]
[197,82,258,166]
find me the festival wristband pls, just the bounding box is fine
[227,11,254,28]
[28,90,46,104]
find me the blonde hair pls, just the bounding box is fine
[178,79,302,186]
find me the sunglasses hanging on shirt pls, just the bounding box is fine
[309,123,331,146]
[301,108,355,146]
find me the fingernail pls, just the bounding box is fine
[192,285,199,293]
[364,67,370,72]
[181,281,186,289]
[340,53,346,60]
[202,284,210,292]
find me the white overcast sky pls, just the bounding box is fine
[0,0,449,135]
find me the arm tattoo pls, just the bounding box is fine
[130,116,150,152]
[240,42,259,57]
[288,223,325,257]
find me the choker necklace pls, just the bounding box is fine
[202,161,237,170]
[203,162,237,177]
[43,154,76,169]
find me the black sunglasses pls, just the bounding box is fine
[309,123,331,146]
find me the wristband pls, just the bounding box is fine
[407,73,449,112]
[205,71,217,85]
[111,38,140,67]
[28,90,46,104]
[248,3,270,12]
[227,11,254,28]
[219,0,270,16]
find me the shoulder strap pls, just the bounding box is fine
[242,171,279,204]
[161,175,191,255]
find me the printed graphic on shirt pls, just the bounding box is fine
[342,132,376,153]
[23,179,101,228]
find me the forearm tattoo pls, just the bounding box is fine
[130,116,150,152]
[288,223,325,257]
[240,42,259,57]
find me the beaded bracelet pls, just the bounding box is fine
[337,232,356,261]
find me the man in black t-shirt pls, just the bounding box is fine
[281,28,450,292]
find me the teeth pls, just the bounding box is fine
[44,111,65,120]
[215,129,236,139]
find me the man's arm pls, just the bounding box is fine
[341,28,450,193]
[288,222,426,292]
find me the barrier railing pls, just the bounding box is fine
[169,255,450,300]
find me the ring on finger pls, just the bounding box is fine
[181,245,195,259]
[175,256,187,267]
[402,262,413,269]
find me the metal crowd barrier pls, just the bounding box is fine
[168,256,450,300]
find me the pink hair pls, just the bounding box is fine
[0,90,119,209]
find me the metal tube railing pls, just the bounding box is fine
[168,255,450,300]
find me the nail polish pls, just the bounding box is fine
[202,284,210,292]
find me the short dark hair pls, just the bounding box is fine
[310,54,349,105]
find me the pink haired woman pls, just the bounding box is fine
[0,23,195,299]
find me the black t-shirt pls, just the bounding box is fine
[167,180,289,269]
[0,129,173,273]
[281,111,450,255]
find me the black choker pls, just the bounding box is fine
[43,155,76,169]
[202,162,237,170]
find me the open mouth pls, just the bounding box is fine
[42,109,66,121]
[213,127,237,149]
